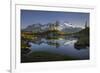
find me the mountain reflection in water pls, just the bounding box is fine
[27,36,89,59]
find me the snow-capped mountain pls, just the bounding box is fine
[57,22,84,33]
[64,23,85,29]
[22,22,83,33]
[58,22,84,30]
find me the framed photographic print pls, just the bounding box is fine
[11,0,96,73]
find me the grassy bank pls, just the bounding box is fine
[74,27,89,49]
[21,51,77,63]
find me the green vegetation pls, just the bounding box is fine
[21,22,90,62]
[46,37,59,40]
[21,51,77,63]
[74,27,89,49]
[21,32,38,49]
[21,36,30,49]
[21,32,37,41]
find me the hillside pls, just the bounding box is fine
[74,27,89,50]
[22,22,83,33]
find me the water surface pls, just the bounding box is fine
[28,36,89,59]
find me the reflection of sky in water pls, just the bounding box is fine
[29,38,89,59]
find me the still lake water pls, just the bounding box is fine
[28,36,89,59]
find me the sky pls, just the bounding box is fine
[21,10,89,29]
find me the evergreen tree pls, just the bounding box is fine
[85,21,87,28]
